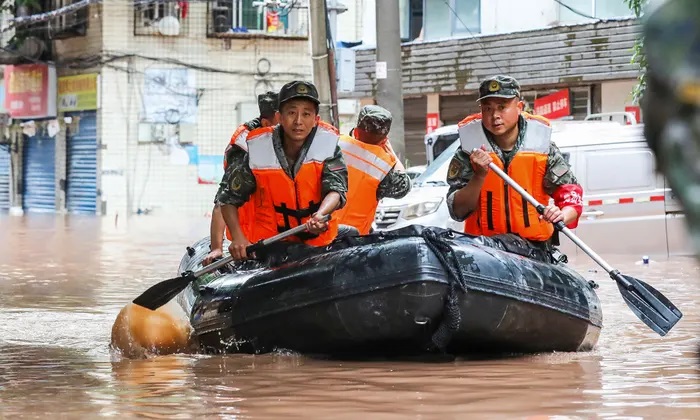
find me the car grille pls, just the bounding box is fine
[374,206,402,229]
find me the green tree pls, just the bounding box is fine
[625,0,648,103]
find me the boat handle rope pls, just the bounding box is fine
[420,229,468,353]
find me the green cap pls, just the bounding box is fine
[257,91,279,119]
[278,81,320,107]
[477,75,521,102]
[356,105,392,136]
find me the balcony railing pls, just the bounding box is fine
[207,0,309,39]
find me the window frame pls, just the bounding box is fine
[207,0,309,40]
[48,0,89,40]
[422,0,481,41]
[133,0,185,37]
[558,0,634,22]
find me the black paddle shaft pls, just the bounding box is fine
[482,158,682,336]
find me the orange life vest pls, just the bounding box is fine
[246,123,340,246]
[458,112,554,242]
[223,123,255,241]
[335,134,398,234]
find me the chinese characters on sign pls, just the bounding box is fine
[426,113,440,134]
[3,64,57,119]
[58,73,98,112]
[534,89,571,120]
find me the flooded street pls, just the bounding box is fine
[0,215,698,419]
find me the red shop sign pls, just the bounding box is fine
[4,64,57,119]
[625,105,641,124]
[426,112,440,134]
[534,88,571,120]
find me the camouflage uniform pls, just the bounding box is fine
[216,125,348,208]
[354,105,412,200]
[446,75,580,221]
[218,91,280,201]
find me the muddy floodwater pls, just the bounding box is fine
[1,215,698,419]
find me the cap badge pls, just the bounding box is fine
[296,84,309,94]
[488,81,501,92]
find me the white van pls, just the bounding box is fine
[374,119,692,258]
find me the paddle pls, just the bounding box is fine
[132,215,331,311]
[479,155,682,336]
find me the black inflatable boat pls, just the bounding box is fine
[176,226,602,356]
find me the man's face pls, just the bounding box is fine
[278,99,319,143]
[479,97,523,136]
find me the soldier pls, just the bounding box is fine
[643,0,700,257]
[217,80,349,260]
[446,75,584,248]
[335,105,412,235]
[203,91,279,265]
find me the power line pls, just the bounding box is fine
[553,0,600,21]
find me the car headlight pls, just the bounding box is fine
[401,198,443,220]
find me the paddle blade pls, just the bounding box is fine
[132,272,195,311]
[614,274,683,336]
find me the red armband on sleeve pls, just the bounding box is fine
[552,184,584,229]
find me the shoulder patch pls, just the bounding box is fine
[448,159,462,179]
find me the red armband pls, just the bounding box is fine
[552,184,583,229]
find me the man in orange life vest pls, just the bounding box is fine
[335,105,412,235]
[446,75,583,247]
[203,91,279,265]
[217,81,348,260]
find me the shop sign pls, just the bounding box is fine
[625,105,641,124]
[3,64,57,119]
[58,73,98,112]
[426,112,440,134]
[534,89,571,120]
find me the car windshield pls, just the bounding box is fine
[413,139,460,187]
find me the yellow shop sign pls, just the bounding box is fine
[58,73,98,112]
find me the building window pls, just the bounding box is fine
[423,0,480,41]
[400,0,424,42]
[558,0,633,23]
[134,0,186,36]
[48,0,89,39]
[207,0,309,38]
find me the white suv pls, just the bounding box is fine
[374,140,463,232]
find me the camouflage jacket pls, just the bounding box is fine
[215,125,349,208]
[446,115,579,221]
[376,167,412,200]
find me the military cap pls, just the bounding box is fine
[278,81,320,107]
[356,105,393,136]
[257,91,279,118]
[477,75,521,102]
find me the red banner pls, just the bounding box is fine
[4,64,57,119]
[625,105,641,124]
[426,112,440,134]
[534,89,571,120]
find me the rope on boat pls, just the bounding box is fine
[420,229,468,353]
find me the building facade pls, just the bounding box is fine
[0,0,311,217]
[338,0,643,166]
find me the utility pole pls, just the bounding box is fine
[309,0,333,124]
[375,0,405,162]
